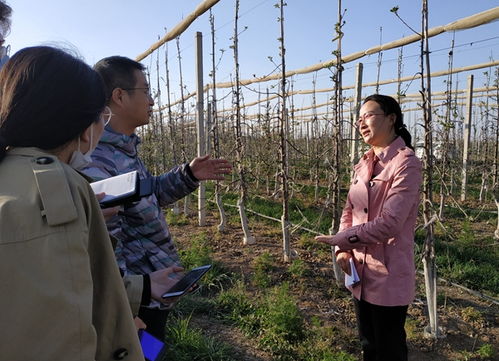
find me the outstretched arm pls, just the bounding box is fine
[189,155,232,181]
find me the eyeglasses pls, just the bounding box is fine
[354,111,385,128]
[100,106,113,126]
[122,87,151,97]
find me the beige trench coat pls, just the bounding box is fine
[0,147,144,361]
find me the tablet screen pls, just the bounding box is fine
[138,330,167,361]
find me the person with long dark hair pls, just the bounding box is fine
[0,46,144,360]
[316,94,422,361]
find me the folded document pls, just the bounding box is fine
[344,257,360,287]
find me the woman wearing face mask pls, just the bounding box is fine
[0,46,145,361]
[316,94,422,361]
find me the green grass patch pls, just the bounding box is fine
[288,259,309,278]
[256,282,306,358]
[204,187,333,234]
[171,293,218,318]
[477,343,495,359]
[177,232,234,292]
[165,315,235,361]
[295,316,357,361]
[404,318,421,341]
[252,251,275,288]
[416,224,499,296]
[166,209,190,226]
[216,280,260,335]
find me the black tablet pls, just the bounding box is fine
[161,264,212,298]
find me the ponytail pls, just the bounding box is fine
[395,124,414,151]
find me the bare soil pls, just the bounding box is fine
[170,211,499,361]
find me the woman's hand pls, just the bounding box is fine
[314,235,337,246]
[336,252,353,276]
[315,235,352,275]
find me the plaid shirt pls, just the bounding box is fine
[82,127,198,278]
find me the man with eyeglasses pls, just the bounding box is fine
[82,56,232,340]
[0,1,12,68]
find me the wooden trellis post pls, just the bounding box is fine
[350,62,363,169]
[460,75,474,202]
[420,0,441,339]
[196,32,206,226]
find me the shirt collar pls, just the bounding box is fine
[362,136,406,165]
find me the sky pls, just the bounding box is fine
[6,0,499,120]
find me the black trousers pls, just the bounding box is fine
[353,298,409,361]
[138,307,170,341]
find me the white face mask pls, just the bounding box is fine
[69,125,95,170]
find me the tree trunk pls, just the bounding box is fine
[329,0,345,287]
[494,67,499,238]
[233,0,254,245]
[209,10,227,232]
[278,0,291,262]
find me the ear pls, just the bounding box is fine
[79,124,93,147]
[388,113,396,126]
[110,87,126,108]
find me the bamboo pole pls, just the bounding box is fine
[136,0,220,61]
[205,8,499,89]
[159,60,499,112]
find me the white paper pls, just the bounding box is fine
[344,257,360,287]
[90,171,138,202]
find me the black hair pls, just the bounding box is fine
[0,46,106,161]
[93,56,145,103]
[0,1,12,40]
[363,94,413,150]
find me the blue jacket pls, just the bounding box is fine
[82,126,198,277]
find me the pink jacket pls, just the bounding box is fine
[334,137,422,306]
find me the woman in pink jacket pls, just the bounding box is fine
[316,94,422,361]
